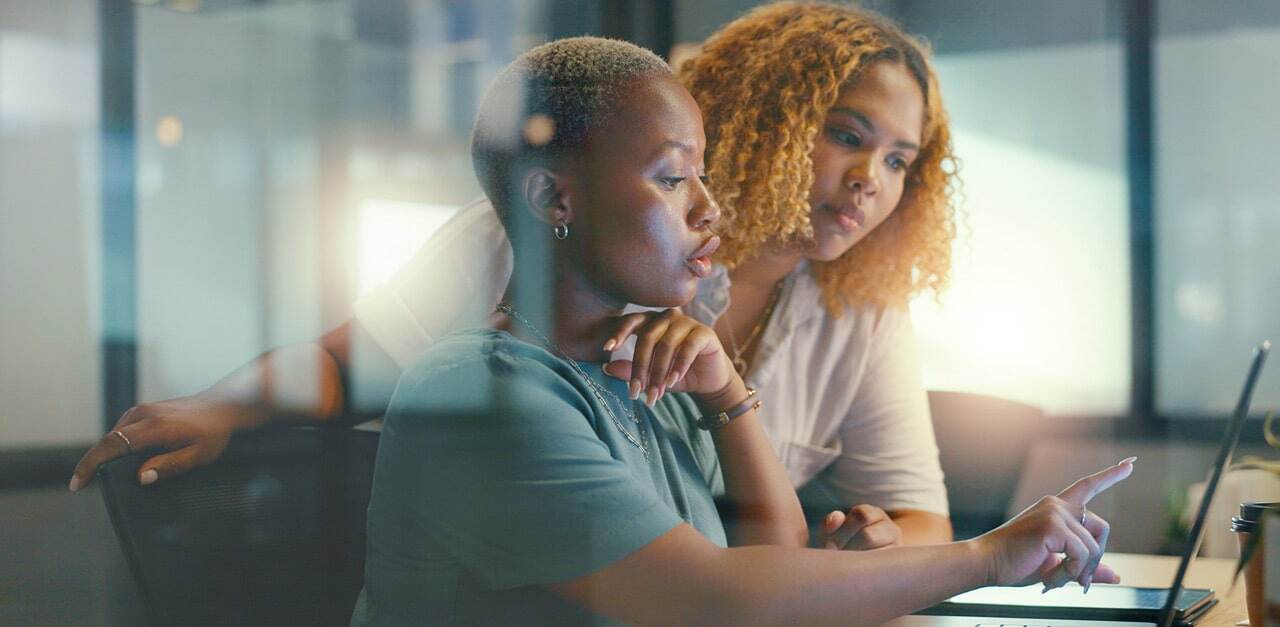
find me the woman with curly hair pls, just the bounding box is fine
[336,35,1132,625]
[75,2,950,549]
[671,1,959,548]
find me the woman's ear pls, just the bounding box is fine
[521,168,574,227]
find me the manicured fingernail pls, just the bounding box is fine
[68,476,81,492]
[825,511,838,525]
[647,388,659,407]
[603,339,616,351]
[666,372,678,387]
[139,469,158,485]
[1043,568,1069,591]
[1120,456,1137,465]
[1084,580,1091,594]
[824,541,837,550]
[629,380,640,399]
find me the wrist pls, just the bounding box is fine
[960,536,997,587]
[193,392,271,431]
[693,375,750,414]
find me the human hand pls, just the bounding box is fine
[819,504,903,550]
[68,395,247,491]
[600,309,737,407]
[975,456,1136,591]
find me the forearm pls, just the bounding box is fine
[890,509,954,545]
[699,379,807,548]
[70,322,393,488]
[708,540,987,626]
[199,320,403,428]
[557,459,1137,625]
[198,341,347,428]
[557,525,991,626]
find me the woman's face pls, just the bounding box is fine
[804,60,925,262]
[561,75,721,308]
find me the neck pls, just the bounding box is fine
[499,260,624,363]
[728,244,803,292]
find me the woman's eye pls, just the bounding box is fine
[828,128,861,147]
[658,176,686,189]
[887,156,909,172]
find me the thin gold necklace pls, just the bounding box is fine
[722,281,783,376]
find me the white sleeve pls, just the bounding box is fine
[804,308,950,516]
[353,198,513,369]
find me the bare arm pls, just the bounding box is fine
[700,378,808,547]
[891,509,953,545]
[208,321,353,423]
[70,319,400,490]
[552,524,985,626]
[603,309,808,548]
[550,459,1134,626]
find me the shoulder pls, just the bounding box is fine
[790,264,912,336]
[436,197,507,246]
[400,328,568,386]
[392,329,585,415]
[350,197,511,368]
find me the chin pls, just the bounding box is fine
[806,238,859,262]
[635,279,698,309]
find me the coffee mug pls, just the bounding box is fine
[1232,502,1280,626]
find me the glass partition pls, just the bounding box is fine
[1155,0,1280,417]
[133,1,551,407]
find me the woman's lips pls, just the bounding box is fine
[685,235,721,278]
[687,256,714,278]
[826,204,865,232]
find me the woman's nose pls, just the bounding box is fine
[689,178,721,230]
[843,159,880,196]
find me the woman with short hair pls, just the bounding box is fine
[352,35,1131,626]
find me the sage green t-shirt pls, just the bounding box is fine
[351,329,726,626]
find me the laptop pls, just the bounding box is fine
[888,340,1271,627]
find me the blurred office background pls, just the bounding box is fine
[2,0,1278,624]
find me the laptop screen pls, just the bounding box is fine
[1157,340,1270,627]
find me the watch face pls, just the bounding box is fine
[699,412,729,430]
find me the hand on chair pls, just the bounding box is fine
[69,395,243,491]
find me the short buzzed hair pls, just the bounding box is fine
[470,37,671,226]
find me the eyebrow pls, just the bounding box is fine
[828,106,920,152]
[650,140,695,158]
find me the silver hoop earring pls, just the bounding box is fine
[553,222,569,240]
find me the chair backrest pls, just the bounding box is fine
[98,426,380,626]
[928,391,1044,540]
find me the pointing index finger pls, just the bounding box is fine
[1057,457,1137,507]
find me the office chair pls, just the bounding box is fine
[928,391,1044,540]
[98,425,380,626]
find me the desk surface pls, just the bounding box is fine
[1103,552,1245,627]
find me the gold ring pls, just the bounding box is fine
[111,430,135,452]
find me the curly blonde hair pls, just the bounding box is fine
[678,1,958,312]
